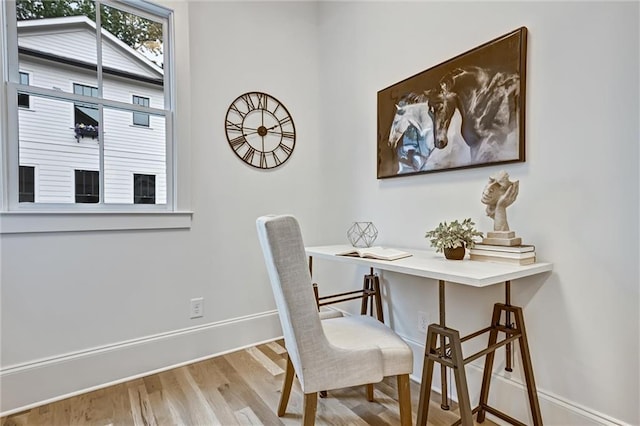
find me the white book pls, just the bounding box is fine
[468,249,535,259]
[472,244,536,254]
[336,246,412,261]
[470,254,536,265]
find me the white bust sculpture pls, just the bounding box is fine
[481,170,519,232]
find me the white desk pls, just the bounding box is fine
[306,245,552,287]
[305,245,552,426]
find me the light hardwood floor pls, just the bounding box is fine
[1,340,495,425]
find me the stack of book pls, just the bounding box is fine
[469,244,536,265]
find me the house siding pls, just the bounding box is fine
[19,24,159,79]
[18,55,166,204]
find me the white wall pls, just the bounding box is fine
[312,2,639,425]
[1,1,638,425]
[0,0,323,413]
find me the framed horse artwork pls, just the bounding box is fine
[377,27,527,178]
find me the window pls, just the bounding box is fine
[134,174,155,204]
[19,166,35,202]
[132,95,150,127]
[75,170,99,203]
[3,0,174,211]
[18,72,29,108]
[73,83,99,128]
[73,83,99,98]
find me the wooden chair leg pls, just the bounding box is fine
[397,374,412,426]
[303,392,318,426]
[278,356,295,417]
[366,383,375,401]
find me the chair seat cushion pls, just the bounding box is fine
[322,315,413,377]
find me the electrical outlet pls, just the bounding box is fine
[418,311,430,333]
[190,297,204,319]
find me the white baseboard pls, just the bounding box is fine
[403,336,630,426]
[0,310,283,416]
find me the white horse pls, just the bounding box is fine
[388,100,435,172]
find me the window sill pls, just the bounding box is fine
[0,211,193,234]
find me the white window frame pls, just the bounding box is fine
[74,169,100,204]
[132,94,150,127]
[73,82,100,128]
[17,70,29,108]
[0,0,190,233]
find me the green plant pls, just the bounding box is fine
[425,218,484,253]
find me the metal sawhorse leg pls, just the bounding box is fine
[416,280,543,426]
[310,259,384,323]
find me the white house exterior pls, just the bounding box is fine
[17,15,166,204]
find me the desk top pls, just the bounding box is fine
[306,245,553,288]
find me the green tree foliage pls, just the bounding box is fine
[16,0,162,63]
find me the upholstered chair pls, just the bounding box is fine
[256,214,413,426]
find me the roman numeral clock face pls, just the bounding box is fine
[225,92,296,169]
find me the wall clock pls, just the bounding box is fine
[225,91,296,169]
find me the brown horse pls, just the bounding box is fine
[425,66,519,163]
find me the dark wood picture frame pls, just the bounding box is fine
[377,27,527,179]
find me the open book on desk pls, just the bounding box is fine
[336,246,412,261]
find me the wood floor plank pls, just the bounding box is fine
[246,346,285,376]
[68,391,94,425]
[0,339,497,426]
[49,396,71,425]
[103,383,133,426]
[313,393,371,426]
[223,346,302,425]
[184,360,239,425]
[127,379,157,426]
[175,366,223,425]
[266,340,287,355]
[155,368,201,424]
[254,343,288,368]
[212,356,285,426]
[142,377,176,426]
[234,406,264,425]
[327,386,389,425]
[145,377,173,425]
[0,412,28,426]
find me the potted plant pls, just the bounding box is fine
[425,218,483,260]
